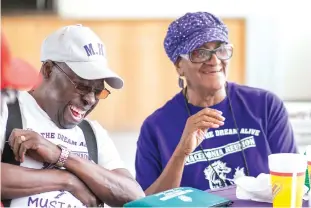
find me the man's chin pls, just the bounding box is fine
[60,120,81,129]
[57,115,79,129]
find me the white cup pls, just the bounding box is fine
[269,153,306,174]
[268,153,307,208]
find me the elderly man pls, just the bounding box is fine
[1,25,145,207]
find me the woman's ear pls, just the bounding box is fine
[41,61,53,79]
[175,57,183,76]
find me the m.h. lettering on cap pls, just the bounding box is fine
[84,43,104,57]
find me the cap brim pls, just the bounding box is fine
[65,61,124,89]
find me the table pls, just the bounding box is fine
[207,185,309,207]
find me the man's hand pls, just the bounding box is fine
[8,128,61,163]
[67,172,99,207]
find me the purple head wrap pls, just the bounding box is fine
[164,12,229,63]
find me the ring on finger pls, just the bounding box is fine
[20,135,26,142]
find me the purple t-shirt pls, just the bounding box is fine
[135,82,298,191]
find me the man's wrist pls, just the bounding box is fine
[60,170,77,192]
[55,145,71,167]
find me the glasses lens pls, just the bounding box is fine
[76,85,92,95]
[216,45,233,60]
[190,49,211,63]
[97,89,111,99]
[190,45,233,63]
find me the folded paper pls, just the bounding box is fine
[235,173,308,203]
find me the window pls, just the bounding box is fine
[1,0,56,15]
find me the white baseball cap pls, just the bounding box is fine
[40,24,123,89]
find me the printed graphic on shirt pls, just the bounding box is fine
[185,135,256,165]
[39,131,87,147]
[203,128,261,140]
[185,128,260,189]
[203,161,246,189]
[36,131,90,170]
[25,129,88,148]
[27,194,86,208]
[25,189,86,207]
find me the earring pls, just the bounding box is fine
[178,76,184,89]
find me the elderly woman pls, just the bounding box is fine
[135,12,298,194]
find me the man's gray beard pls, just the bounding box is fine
[1,89,18,116]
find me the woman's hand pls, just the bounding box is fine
[175,108,225,156]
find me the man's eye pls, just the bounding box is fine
[76,85,90,92]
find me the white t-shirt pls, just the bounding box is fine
[0,91,125,207]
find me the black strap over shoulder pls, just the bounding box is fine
[2,99,22,166]
[2,100,22,207]
[78,120,98,164]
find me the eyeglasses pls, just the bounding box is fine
[180,44,233,63]
[52,62,111,99]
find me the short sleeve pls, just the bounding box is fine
[135,119,162,191]
[87,120,125,170]
[267,92,298,153]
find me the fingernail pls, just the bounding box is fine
[218,111,223,115]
